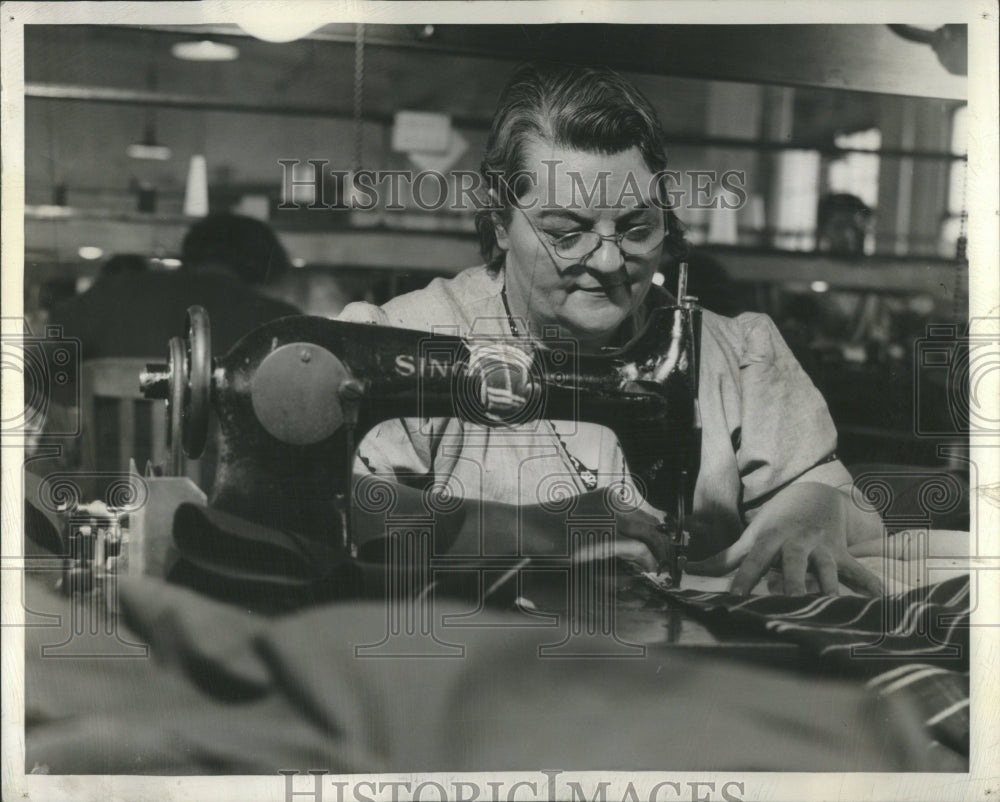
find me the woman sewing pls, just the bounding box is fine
[342,62,885,597]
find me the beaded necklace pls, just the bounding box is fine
[500,284,599,491]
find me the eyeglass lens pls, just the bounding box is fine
[555,228,664,258]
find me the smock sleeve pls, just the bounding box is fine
[734,313,853,519]
[337,300,390,326]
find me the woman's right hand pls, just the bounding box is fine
[561,489,666,573]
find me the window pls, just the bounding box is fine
[940,105,968,258]
[771,150,822,251]
[828,129,881,211]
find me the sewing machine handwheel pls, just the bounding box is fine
[182,306,212,459]
[166,336,186,474]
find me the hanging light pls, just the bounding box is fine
[235,2,322,43]
[127,123,172,161]
[172,40,240,62]
[78,246,104,261]
[127,66,172,161]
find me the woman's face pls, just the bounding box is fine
[496,140,663,351]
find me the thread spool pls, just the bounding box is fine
[183,154,209,217]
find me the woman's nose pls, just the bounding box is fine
[585,236,625,274]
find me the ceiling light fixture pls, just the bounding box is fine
[127,124,172,161]
[172,39,240,62]
[234,2,323,43]
[78,246,104,261]
[127,65,172,161]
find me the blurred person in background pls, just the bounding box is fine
[39,215,300,483]
[99,253,151,278]
[816,193,874,258]
[48,214,300,365]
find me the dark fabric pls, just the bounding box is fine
[23,574,963,775]
[167,502,513,615]
[25,499,970,773]
[649,575,970,757]
[172,502,346,587]
[168,502,393,613]
[47,270,299,374]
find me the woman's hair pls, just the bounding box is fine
[475,62,687,272]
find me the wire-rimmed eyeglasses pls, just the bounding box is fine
[493,174,666,260]
[543,227,665,260]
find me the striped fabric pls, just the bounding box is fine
[649,575,970,756]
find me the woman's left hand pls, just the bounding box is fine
[685,482,884,596]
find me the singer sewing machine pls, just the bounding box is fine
[45,274,700,602]
[41,278,799,660]
[131,282,703,592]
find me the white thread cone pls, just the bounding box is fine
[183,155,209,217]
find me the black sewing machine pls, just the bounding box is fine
[137,272,703,590]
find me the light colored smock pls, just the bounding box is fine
[340,266,851,557]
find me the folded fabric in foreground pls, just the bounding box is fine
[24,574,967,774]
[648,574,970,758]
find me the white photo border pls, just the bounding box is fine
[2,2,997,801]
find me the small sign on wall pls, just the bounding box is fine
[391,111,452,154]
